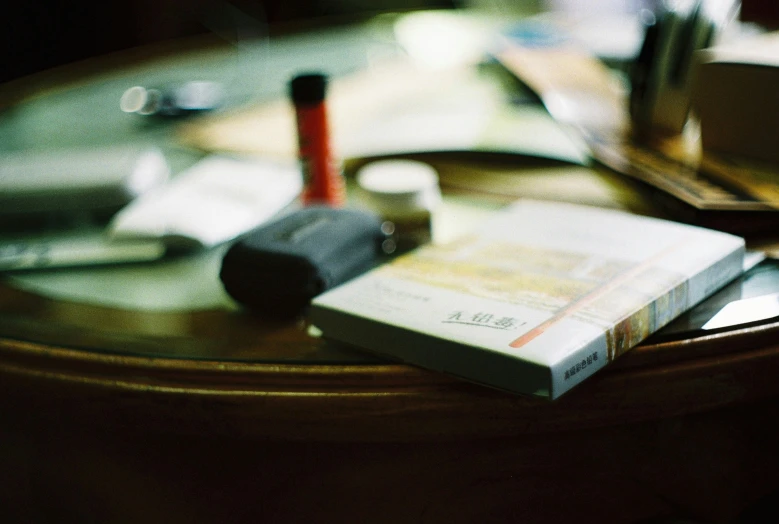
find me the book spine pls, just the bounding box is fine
[549,242,745,399]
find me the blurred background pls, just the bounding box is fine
[2,0,458,83]
[4,0,778,84]
[3,0,679,84]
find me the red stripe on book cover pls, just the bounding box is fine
[508,237,692,349]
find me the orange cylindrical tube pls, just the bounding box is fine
[290,73,345,207]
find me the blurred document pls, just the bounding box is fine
[0,145,170,219]
[109,155,302,250]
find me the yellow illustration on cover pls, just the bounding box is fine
[380,235,689,360]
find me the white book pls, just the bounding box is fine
[310,200,745,399]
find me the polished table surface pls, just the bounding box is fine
[2,11,779,523]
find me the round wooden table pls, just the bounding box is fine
[2,14,779,524]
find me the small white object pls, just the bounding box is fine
[120,86,156,114]
[703,293,779,330]
[356,160,441,215]
[109,155,303,250]
[356,160,441,251]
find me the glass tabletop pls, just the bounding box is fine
[2,12,779,365]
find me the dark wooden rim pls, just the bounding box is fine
[3,318,779,441]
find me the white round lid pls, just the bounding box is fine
[357,160,439,197]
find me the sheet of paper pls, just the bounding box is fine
[108,155,303,249]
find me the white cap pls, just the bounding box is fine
[356,160,441,216]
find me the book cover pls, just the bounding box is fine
[310,200,745,399]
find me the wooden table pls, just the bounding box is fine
[2,13,779,524]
